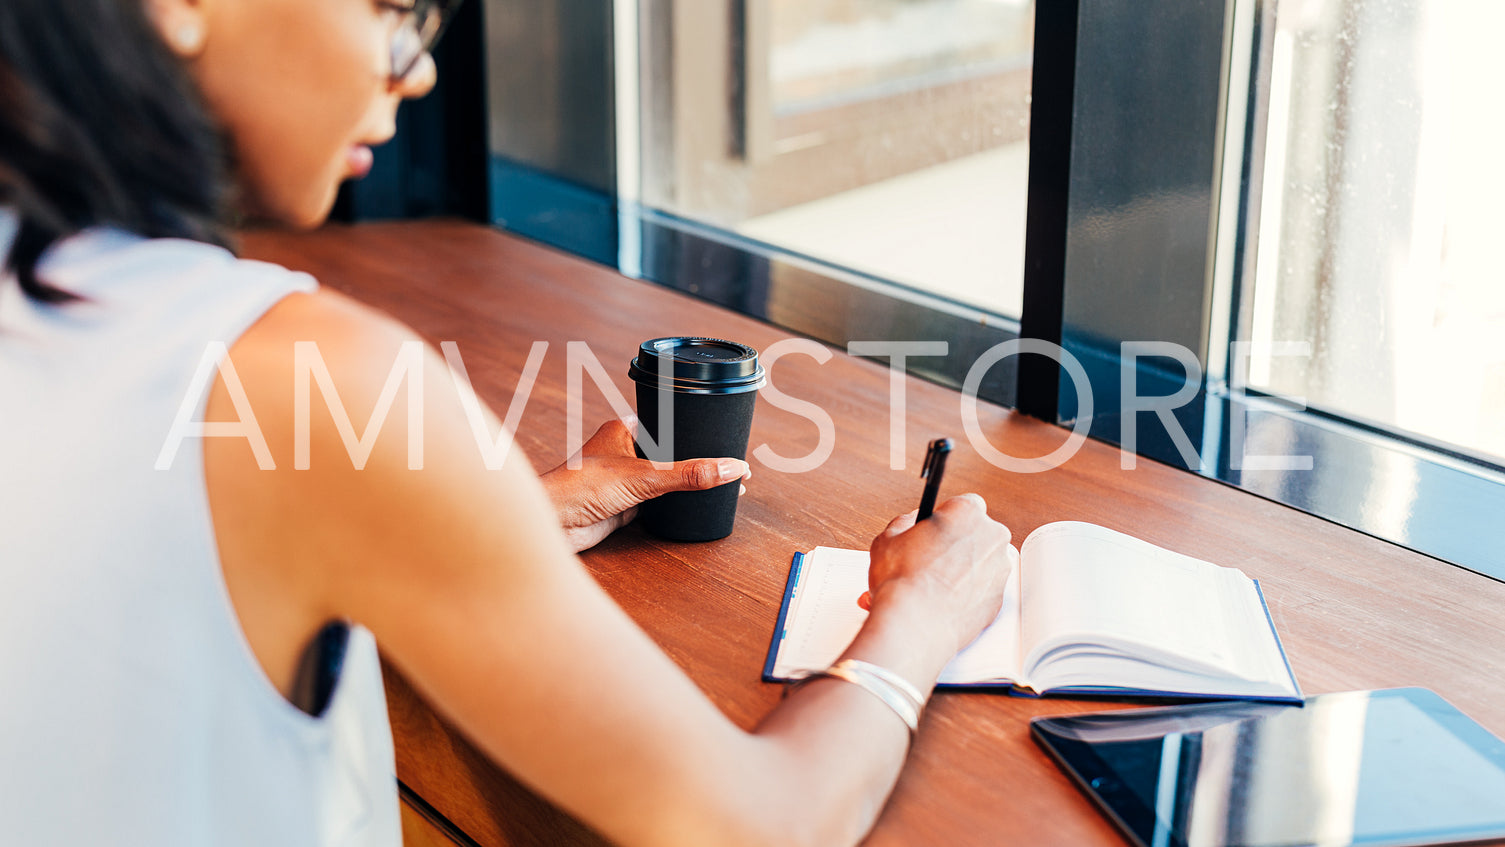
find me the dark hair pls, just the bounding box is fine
[0,0,232,302]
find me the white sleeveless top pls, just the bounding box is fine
[0,210,401,846]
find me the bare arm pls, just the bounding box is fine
[207,290,1013,847]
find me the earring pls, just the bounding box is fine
[173,22,204,54]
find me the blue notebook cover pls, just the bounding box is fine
[761,552,807,682]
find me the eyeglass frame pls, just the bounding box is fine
[388,0,463,83]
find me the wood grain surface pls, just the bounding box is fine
[242,220,1505,847]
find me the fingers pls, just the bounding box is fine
[865,493,1016,649]
[884,494,984,538]
[933,492,986,517]
[879,493,989,540]
[930,493,1010,546]
[563,509,634,553]
[881,510,919,538]
[878,496,1018,582]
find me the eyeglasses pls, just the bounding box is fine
[389,0,462,83]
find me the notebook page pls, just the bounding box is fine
[770,547,871,678]
[937,552,1022,685]
[1019,522,1251,680]
[771,546,1023,683]
[1217,566,1293,685]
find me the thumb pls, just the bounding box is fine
[635,458,748,499]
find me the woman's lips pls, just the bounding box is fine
[346,145,374,179]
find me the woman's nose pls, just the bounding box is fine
[394,52,437,99]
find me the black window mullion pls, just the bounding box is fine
[1016,0,1080,421]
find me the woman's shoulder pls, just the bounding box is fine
[214,277,535,535]
[222,285,434,474]
[203,282,507,686]
[229,285,424,416]
[238,284,412,356]
[30,228,318,313]
[204,265,565,691]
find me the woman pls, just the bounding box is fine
[0,0,1016,845]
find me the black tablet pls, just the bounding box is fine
[1031,688,1505,847]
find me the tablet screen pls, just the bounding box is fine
[1031,688,1505,847]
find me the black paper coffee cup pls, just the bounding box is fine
[629,337,765,541]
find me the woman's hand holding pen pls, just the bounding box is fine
[862,495,1016,655]
[540,418,752,552]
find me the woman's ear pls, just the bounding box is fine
[142,0,213,58]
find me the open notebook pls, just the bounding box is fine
[764,521,1301,702]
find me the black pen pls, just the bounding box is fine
[917,437,953,520]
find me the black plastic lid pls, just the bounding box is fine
[628,337,765,394]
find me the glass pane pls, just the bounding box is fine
[769,1,1034,113]
[638,0,1034,317]
[1247,0,1505,465]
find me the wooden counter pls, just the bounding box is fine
[244,220,1505,847]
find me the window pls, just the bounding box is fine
[462,0,1505,579]
[635,0,1034,317]
[1245,0,1505,467]
[1217,0,1505,576]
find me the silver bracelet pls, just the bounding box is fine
[794,659,923,740]
[838,659,928,715]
